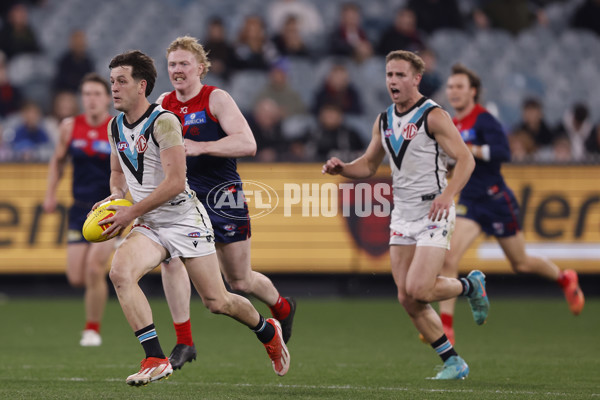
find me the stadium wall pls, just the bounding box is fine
[0,163,599,274]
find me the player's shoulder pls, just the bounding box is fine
[474,107,502,129]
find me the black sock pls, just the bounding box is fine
[431,334,458,362]
[252,315,275,343]
[459,277,473,297]
[135,323,165,359]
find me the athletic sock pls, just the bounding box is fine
[135,323,165,359]
[252,315,276,344]
[557,271,568,289]
[440,313,453,329]
[459,277,473,297]
[269,296,291,320]
[173,319,194,346]
[431,334,458,362]
[85,321,100,333]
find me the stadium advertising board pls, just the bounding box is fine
[0,163,598,273]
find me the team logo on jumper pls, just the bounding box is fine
[87,129,98,139]
[135,136,148,153]
[180,106,188,114]
[117,141,129,151]
[92,140,111,154]
[402,123,418,140]
[460,128,476,142]
[208,180,278,220]
[384,129,393,138]
[184,111,206,126]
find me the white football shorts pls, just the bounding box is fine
[389,204,455,249]
[130,199,216,260]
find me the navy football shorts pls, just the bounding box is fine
[202,198,251,244]
[68,201,94,243]
[457,186,521,238]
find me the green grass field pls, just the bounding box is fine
[0,296,598,399]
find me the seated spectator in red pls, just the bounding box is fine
[512,97,556,150]
[234,15,279,71]
[10,101,51,161]
[328,2,373,63]
[0,50,22,118]
[52,30,95,94]
[306,103,364,161]
[203,17,236,81]
[0,3,40,60]
[272,15,311,58]
[312,63,362,115]
[407,0,463,34]
[376,8,426,55]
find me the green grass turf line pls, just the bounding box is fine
[0,297,598,399]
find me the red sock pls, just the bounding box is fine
[174,319,194,346]
[85,321,100,333]
[440,313,453,329]
[557,271,568,288]
[269,296,290,320]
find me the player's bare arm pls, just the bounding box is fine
[43,117,75,213]
[427,107,475,221]
[184,89,256,158]
[322,115,385,178]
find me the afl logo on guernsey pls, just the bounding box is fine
[402,123,418,140]
[135,136,148,153]
[117,141,129,151]
[384,129,393,138]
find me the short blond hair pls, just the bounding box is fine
[385,50,425,76]
[166,36,211,79]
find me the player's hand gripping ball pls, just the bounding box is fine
[82,198,132,242]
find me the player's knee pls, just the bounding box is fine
[108,263,133,288]
[406,284,431,303]
[67,274,84,288]
[227,278,251,294]
[511,260,529,274]
[203,295,233,315]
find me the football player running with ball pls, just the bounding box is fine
[322,50,486,380]
[98,50,289,386]
[43,73,113,347]
[156,36,296,370]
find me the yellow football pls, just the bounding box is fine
[82,198,132,242]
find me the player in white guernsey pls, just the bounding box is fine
[95,51,289,386]
[322,50,486,379]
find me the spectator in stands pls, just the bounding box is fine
[376,8,426,55]
[254,58,307,117]
[328,2,373,63]
[52,30,95,94]
[10,100,51,161]
[312,63,362,116]
[203,17,236,81]
[550,134,573,163]
[46,90,79,145]
[419,48,442,98]
[584,124,600,158]
[267,0,324,39]
[307,102,364,161]
[272,15,311,58]
[512,97,556,151]
[0,50,22,118]
[508,127,537,162]
[246,97,287,162]
[472,0,548,35]
[555,103,594,162]
[234,15,279,71]
[0,3,40,60]
[571,0,600,36]
[407,0,464,34]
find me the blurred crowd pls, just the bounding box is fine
[1,0,600,163]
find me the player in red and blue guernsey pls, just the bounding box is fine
[438,64,585,345]
[157,36,295,370]
[43,73,114,347]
